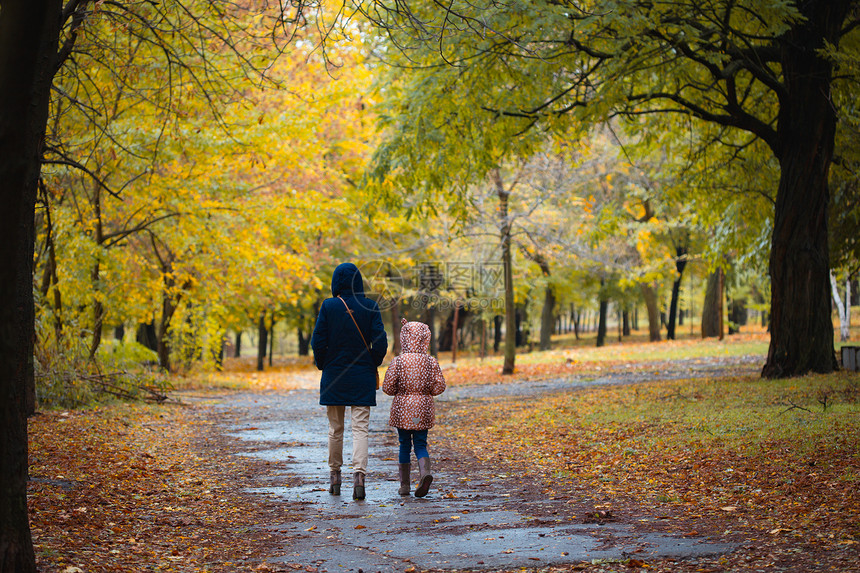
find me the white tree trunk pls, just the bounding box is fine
[830,272,850,342]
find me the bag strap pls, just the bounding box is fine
[337,295,371,352]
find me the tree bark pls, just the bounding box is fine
[157,274,180,372]
[480,317,486,359]
[268,315,275,367]
[640,283,661,342]
[88,260,105,359]
[596,288,608,347]
[763,1,848,377]
[451,302,460,363]
[493,315,502,352]
[0,1,61,570]
[235,331,243,357]
[520,247,554,351]
[729,297,747,334]
[494,169,516,374]
[701,269,723,339]
[257,312,268,372]
[666,244,688,340]
[830,272,851,342]
[391,300,402,355]
[297,327,310,356]
[539,283,555,351]
[38,195,63,339]
[137,322,158,352]
[424,306,438,357]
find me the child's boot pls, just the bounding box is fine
[398,463,411,496]
[415,456,433,497]
[329,470,341,495]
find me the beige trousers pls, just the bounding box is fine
[327,405,370,474]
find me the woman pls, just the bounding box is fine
[311,262,388,500]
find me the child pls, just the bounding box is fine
[382,318,446,497]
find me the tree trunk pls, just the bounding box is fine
[257,312,268,372]
[451,302,459,363]
[640,283,661,342]
[297,327,310,356]
[494,169,516,374]
[596,293,608,348]
[666,245,688,340]
[391,301,402,355]
[88,260,104,359]
[0,1,61,569]
[763,2,848,377]
[268,315,275,367]
[425,306,438,357]
[235,331,243,357]
[830,272,851,342]
[137,322,158,352]
[157,275,180,372]
[480,317,487,359]
[493,315,502,352]
[622,309,630,337]
[539,284,555,351]
[87,174,105,360]
[514,306,524,347]
[701,269,723,339]
[39,203,63,338]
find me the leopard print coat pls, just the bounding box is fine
[382,319,446,430]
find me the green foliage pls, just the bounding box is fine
[96,340,159,371]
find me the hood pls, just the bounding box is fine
[400,318,431,354]
[331,262,365,297]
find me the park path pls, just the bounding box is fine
[200,355,760,572]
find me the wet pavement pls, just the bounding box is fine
[208,359,756,571]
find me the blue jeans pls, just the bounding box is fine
[397,429,429,464]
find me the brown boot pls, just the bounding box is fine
[353,472,366,500]
[415,457,433,498]
[398,463,411,496]
[329,470,341,495]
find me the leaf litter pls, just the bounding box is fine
[28,348,860,573]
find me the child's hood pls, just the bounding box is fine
[399,318,430,354]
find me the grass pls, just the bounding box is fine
[541,372,859,452]
[437,369,860,545]
[433,326,771,369]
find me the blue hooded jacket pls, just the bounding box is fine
[312,263,388,406]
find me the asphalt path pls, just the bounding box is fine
[208,355,759,571]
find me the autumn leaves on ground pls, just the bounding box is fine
[29,334,860,572]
